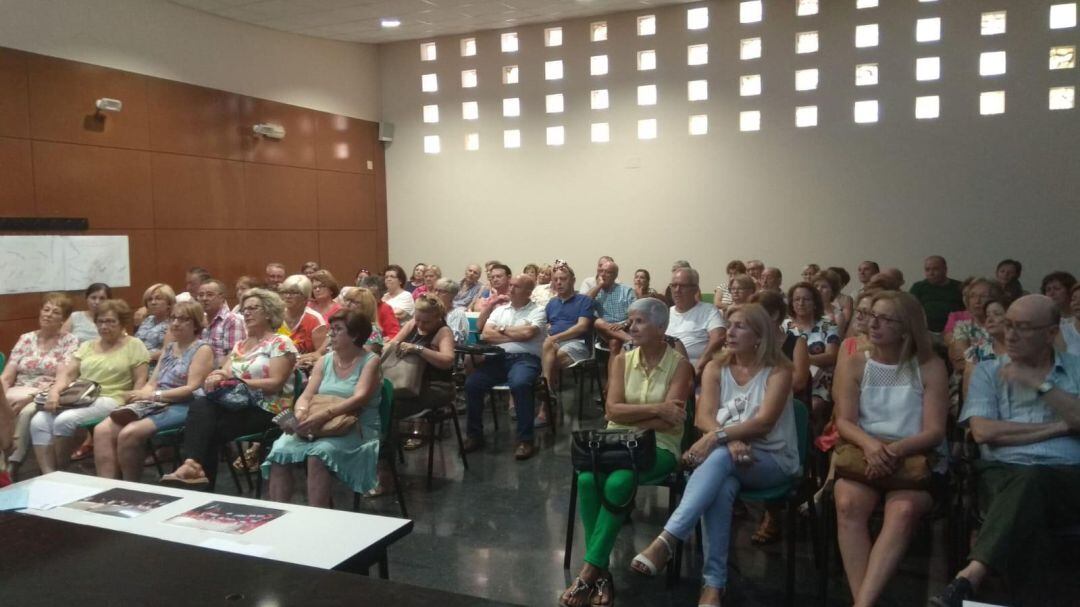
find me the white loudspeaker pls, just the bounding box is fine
[378,122,394,142]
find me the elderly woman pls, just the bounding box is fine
[728,273,757,307]
[946,278,1004,375]
[161,288,298,487]
[412,265,442,300]
[264,310,382,507]
[713,260,748,310]
[388,295,457,420]
[962,297,1009,394]
[802,263,822,284]
[814,269,852,337]
[31,300,150,473]
[531,265,556,307]
[407,263,427,293]
[279,274,329,371]
[432,278,469,346]
[561,298,693,607]
[832,291,948,607]
[382,265,416,321]
[93,301,213,480]
[340,287,385,352]
[2,293,80,477]
[62,283,111,343]
[783,282,840,431]
[1041,271,1076,322]
[231,276,259,314]
[308,270,342,320]
[136,283,176,364]
[630,303,797,607]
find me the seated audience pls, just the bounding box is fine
[265,262,287,291]
[783,282,841,428]
[279,274,329,372]
[815,269,852,337]
[802,263,822,284]
[578,255,615,295]
[1,293,79,478]
[542,264,596,411]
[883,267,906,289]
[590,260,636,351]
[1058,284,1080,355]
[531,264,556,308]
[666,268,727,379]
[135,283,175,364]
[728,274,757,307]
[910,256,965,334]
[761,267,784,293]
[994,258,1026,303]
[32,300,150,473]
[382,265,416,321]
[231,275,259,313]
[454,264,484,309]
[832,291,948,607]
[961,297,1008,395]
[470,263,512,312]
[632,303,798,607]
[388,295,457,449]
[357,275,401,340]
[407,263,427,293]
[560,298,692,607]
[308,270,342,320]
[463,274,546,461]
[828,266,856,326]
[633,268,658,300]
[867,271,903,292]
[300,261,319,279]
[946,279,1003,376]
[745,259,766,289]
[341,286,386,352]
[663,260,694,305]
[161,288,297,487]
[1041,270,1076,322]
[174,266,211,303]
[93,301,213,480]
[714,260,748,310]
[412,265,442,300]
[265,310,383,507]
[931,294,1080,606]
[196,279,246,367]
[62,283,111,344]
[857,261,881,293]
[433,278,469,346]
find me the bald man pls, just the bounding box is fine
[909,256,963,333]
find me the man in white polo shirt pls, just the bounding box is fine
[666,268,727,378]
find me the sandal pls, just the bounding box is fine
[630,534,674,576]
[751,510,782,545]
[232,444,262,472]
[590,573,615,606]
[558,576,595,607]
[697,586,725,607]
[70,443,94,461]
[160,459,209,487]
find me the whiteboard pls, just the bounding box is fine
[0,236,130,295]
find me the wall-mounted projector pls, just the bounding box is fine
[95,98,123,112]
[253,123,286,140]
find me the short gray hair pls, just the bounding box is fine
[629,297,670,330]
[673,267,700,287]
[281,274,313,298]
[435,277,459,296]
[241,288,286,328]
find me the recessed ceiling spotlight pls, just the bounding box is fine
[380,18,401,28]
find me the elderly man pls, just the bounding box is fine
[454,264,483,309]
[588,259,636,351]
[175,266,211,303]
[666,268,727,378]
[745,259,765,289]
[910,255,964,334]
[579,255,615,294]
[543,264,596,403]
[761,267,783,293]
[930,295,1080,606]
[196,279,246,367]
[470,263,512,312]
[464,274,547,461]
[265,262,287,291]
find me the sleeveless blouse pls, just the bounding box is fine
[717,366,800,476]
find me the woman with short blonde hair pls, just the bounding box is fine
[278,275,329,371]
[136,283,176,363]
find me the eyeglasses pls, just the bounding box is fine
[1002,321,1055,335]
[866,312,903,325]
[312,284,326,290]
[279,290,304,297]
[95,318,120,326]
[241,306,263,315]
[670,283,697,291]
[854,309,874,320]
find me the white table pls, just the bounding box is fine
[0,471,412,577]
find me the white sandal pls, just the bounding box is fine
[630,534,673,576]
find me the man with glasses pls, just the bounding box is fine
[197,279,245,366]
[931,295,1080,606]
[745,259,766,289]
[666,268,727,379]
[588,259,636,351]
[910,255,964,334]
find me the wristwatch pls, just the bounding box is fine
[154,389,163,402]
[1036,381,1055,396]
[713,429,729,445]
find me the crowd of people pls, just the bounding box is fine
[0,254,1077,607]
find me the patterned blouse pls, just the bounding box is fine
[952,319,993,364]
[7,331,80,390]
[135,316,169,354]
[782,316,841,401]
[225,334,299,414]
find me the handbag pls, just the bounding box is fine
[380,342,426,399]
[305,394,358,438]
[832,441,932,491]
[206,379,263,412]
[570,428,657,514]
[34,379,101,410]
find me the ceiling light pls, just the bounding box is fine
[380,18,401,28]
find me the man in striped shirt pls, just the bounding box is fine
[197,279,245,366]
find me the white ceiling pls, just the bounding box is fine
[170,0,694,44]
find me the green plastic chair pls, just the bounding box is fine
[226,369,304,497]
[352,378,408,518]
[701,292,715,304]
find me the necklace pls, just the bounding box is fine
[334,352,361,371]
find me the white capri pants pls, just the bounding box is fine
[5,386,41,462]
[30,396,119,445]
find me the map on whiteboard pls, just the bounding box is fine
[0,236,130,295]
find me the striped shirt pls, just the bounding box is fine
[202,304,246,366]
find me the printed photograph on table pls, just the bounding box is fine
[64,488,181,519]
[165,501,286,535]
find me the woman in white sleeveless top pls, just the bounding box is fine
[833,291,949,607]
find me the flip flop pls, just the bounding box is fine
[159,472,209,487]
[630,534,673,576]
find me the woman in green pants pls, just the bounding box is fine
[560,297,693,607]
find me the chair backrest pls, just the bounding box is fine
[290,369,305,405]
[792,398,810,467]
[679,389,698,452]
[378,378,394,442]
[0,352,5,374]
[466,314,480,345]
[701,292,715,304]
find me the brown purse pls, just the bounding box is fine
[34,379,101,410]
[380,342,426,398]
[833,441,932,491]
[305,394,358,438]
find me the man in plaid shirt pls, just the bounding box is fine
[589,259,636,351]
[197,279,246,366]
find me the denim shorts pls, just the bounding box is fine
[147,404,190,431]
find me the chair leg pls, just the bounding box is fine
[487,392,500,431]
[148,440,164,477]
[785,501,797,607]
[254,442,266,499]
[564,470,578,569]
[426,429,436,490]
[388,445,408,518]
[352,491,361,512]
[450,407,468,470]
[235,441,255,492]
[225,444,244,494]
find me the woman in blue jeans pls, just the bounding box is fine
[630,303,800,607]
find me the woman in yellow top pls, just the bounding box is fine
[560,298,693,607]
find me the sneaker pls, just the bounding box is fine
[928,577,974,607]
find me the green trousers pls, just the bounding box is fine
[578,448,676,569]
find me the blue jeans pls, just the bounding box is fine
[664,446,791,589]
[465,353,541,442]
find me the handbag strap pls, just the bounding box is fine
[589,437,642,516]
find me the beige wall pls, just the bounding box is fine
[380,0,1079,292]
[0,0,380,120]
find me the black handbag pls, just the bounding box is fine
[570,428,657,514]
[206,379,263,412]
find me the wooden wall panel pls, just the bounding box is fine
[315,113,373,174]
[33,141,153,229]
[318,230,379,285]
[0,48,29,138]
[243,230,319,276]
[0,137,35,216]
[0,318,38,362]
[243,163,319,230]
[316,171,376,230]
[147,79,244,160]
[240,98,318,169]
[0,294,44,322]
[151,154,246,229]
[154,229,250,289]
[27,55,150,150]
[373,137,389,270]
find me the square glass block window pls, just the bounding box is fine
[740,1,763,24]
[689,114,708,135]
[982,11,1006,36]
[980,91,1005,115]
[741,37,762,60]
[688,44,709,65]
[1050,46,1076,69]
[796,31,819,54]
[638,15,656,36]
[638,50,657,71]
[546,126,565,146]
[739,110,761,131]
[462,101,479,120]
[503,97,520,117]
[421,73,438,92]
[856,24,879,47]
[464,133,479,151]
[740,74,762,96]
[591,122,610,143]
[423,135,440,154]
[637,118,657,140]
[795,68,819,91]
[461,38,477,56]
[1050,3,1077,29]
[916,57,940,81]
[916,17,942,42]
[591,55,609,76]
[591,21,608,42]
[591,89,610,110]
[980,51,1006,76]
[461,69,478,88]
[422,104,439,123]
[854,99,879,123]
[915,95,940,119]
[545,27,563,47]
[503,129,521,148]
[857,0,879,7]
[797,0,819,17]
[545,60,564,80]
[1050,86,1076,109]
[420,42,436,61]
[688,80,708,101]
[502,65,519,84]
[637,84,658,106]
[501,32,518,53]
[687,7,709,30]
[856,63,878,85]
[795,105,817,127]
[546,93,565,114]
